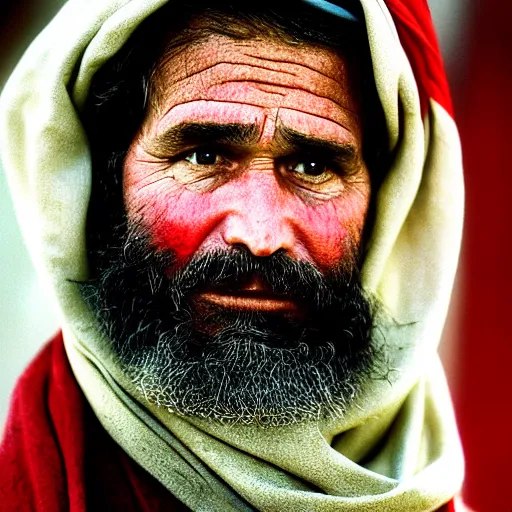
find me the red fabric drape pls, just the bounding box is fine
[454,0,512,510]
[0,333,188,511]
[385,0,453,116]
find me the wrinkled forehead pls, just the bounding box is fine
[145,2,368,117]
[146,1,366,75]
[148,34,362,117]
[81,1,384,179]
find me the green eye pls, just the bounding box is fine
[185,150,219,165]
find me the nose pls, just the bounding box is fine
[222,172,295,257]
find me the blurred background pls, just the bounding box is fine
[0,1,510,511]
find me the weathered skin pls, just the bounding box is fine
[123,35,370,281]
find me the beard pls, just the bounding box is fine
[79,223,380,427]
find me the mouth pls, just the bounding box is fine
[198,291,299,312]
[195,276,300,313]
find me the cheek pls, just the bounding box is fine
[125,181,229,263]
[151,195,216,261]
[125,162,370,269]
[294,194,369,269]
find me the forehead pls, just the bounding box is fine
[146,34,362,145]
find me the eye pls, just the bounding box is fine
[284,157,336,185]
[185,149,220,165]
[288,160,328,177]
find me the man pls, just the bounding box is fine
[0,0,467,510]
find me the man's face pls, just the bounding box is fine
[84,33,378,427]
[123,35,370,276]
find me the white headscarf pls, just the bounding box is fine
[0,0,464,509]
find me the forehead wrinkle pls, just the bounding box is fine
[146,36,363,148]
[210,78,359,115]
[157,99,267,126]
[171,60,299,85]
[155,98,354,134]
[157,55,354,111]
[149,30,364,119]
[166,54,345,92]
[279,105,355,135]
[163,62,322,102]
[239,51,348,85]
[162,62,355,113]
[155,84,358,131]
[206,35,346,79]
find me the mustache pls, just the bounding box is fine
[79,224,371,356]
[119,234,361,312]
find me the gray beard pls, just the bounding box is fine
[80,229,381,427]
[126,319,375,427]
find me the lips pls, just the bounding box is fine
[198,291,298,312]
[196,276,300,313]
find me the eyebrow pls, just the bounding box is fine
[145,122,260,156]
[276,126,358,164]
[145,121,359,165]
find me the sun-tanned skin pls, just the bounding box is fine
[123,35,370,312]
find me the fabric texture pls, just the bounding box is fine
[0,332,189,511]
[0,0,465,510]
[0,333,463,512]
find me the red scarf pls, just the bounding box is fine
[0,333,187,511]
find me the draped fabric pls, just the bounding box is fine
[385,0,452,116]
[0,333,462,511]
[0,0,466,510]
[0,333,187,511]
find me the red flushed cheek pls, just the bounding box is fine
[151,198,215,261]
[292,197,366,270]
[297,206,347,268]
[126,180,234,265]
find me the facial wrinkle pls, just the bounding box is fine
[170,60,343,100]
[162,62,356,114]
[157,100,355,141]
[173,59,300,82]
[258,112,277,146]
[239,50,349,87]
[137,174,175,194]
[230,37,347,81]
[124,35,370,269]
[166,35,345,84]
[153,35,359,114]
[277,108,354,139]
[212,76,353,111]
[243,82,287,97]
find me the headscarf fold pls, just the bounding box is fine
[0,0,464,509]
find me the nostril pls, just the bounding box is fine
[224,231,284,257]
[222,208,295,258]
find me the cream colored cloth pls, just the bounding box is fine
[0,0,464,510]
